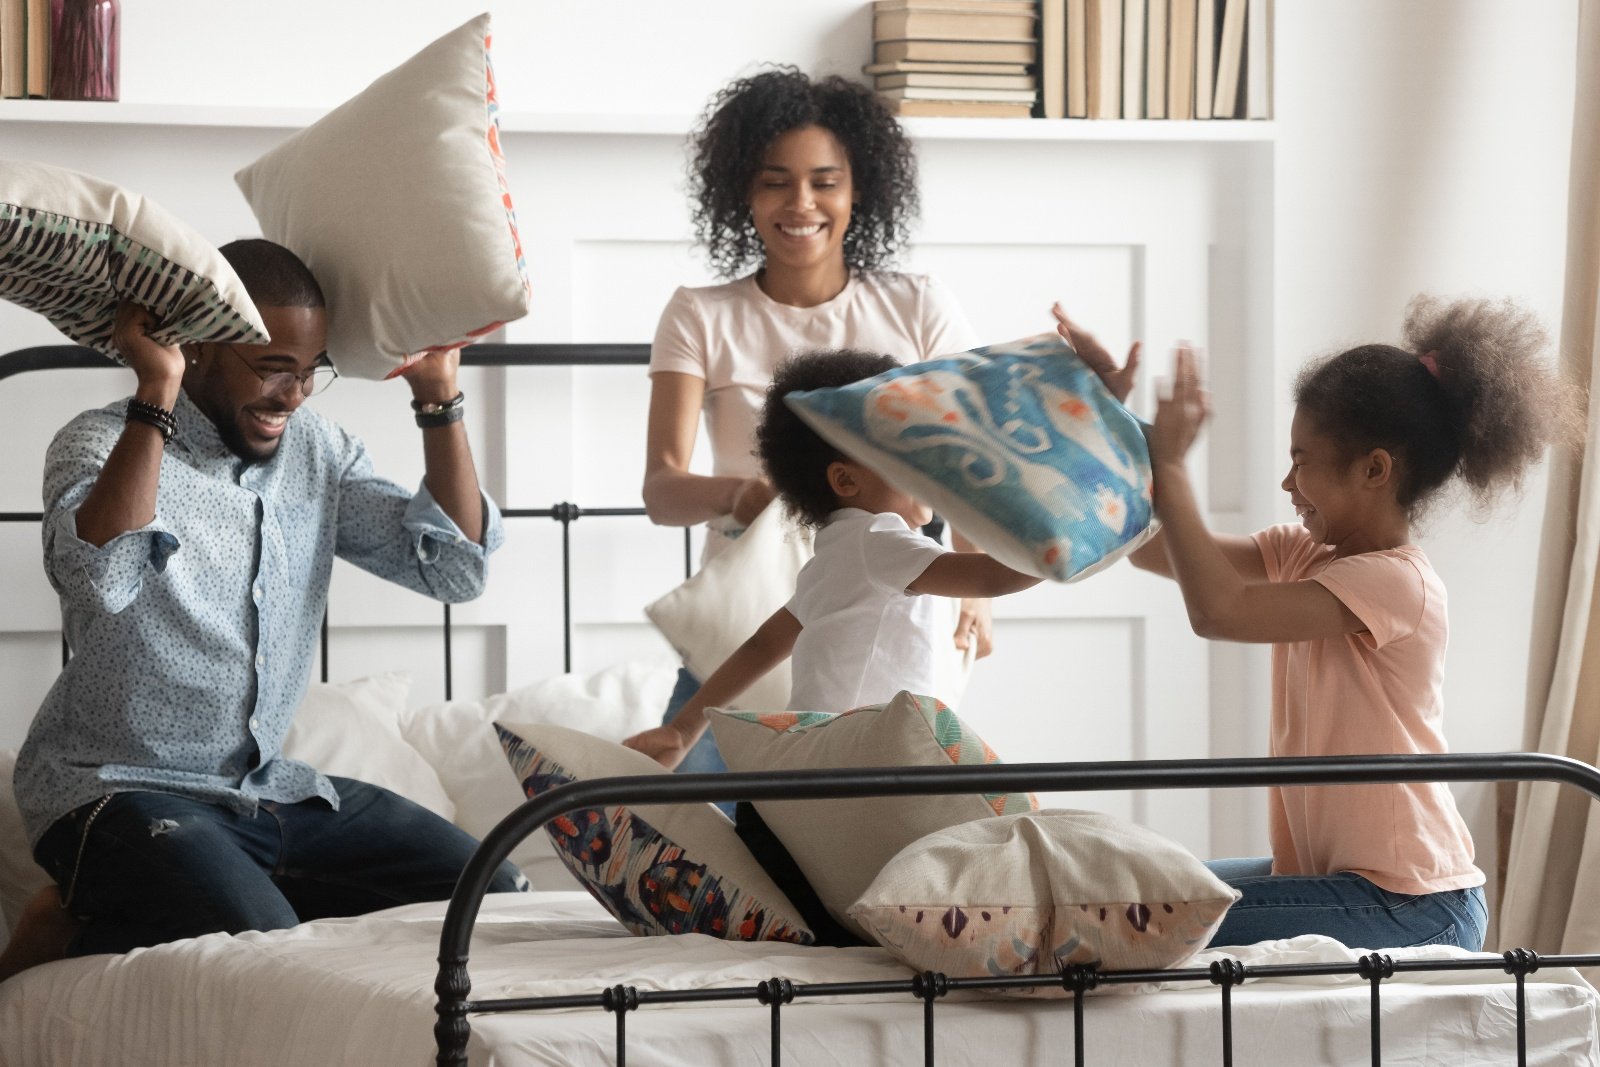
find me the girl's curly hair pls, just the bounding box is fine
[1293,295,1583,519]
[688,67,919,279]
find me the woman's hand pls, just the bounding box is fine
[954,597,994,659]
[111,302,185,401]
[730,477,776,526]
[1052,302,1141,403]
[1149,345,1210,468]
[621,725,691,770]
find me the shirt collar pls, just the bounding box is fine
[169,389,233,463]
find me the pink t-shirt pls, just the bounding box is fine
[650,270,978,560]
[1253,523,1483,895]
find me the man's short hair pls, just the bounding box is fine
[218,238,325,308]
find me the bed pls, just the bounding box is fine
[1,344,1597,1067]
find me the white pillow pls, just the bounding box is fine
[1,160,269,359]
[234,13,531,380]
[394,658,679,891]
[0,749,53,938]
[281,672,456,822]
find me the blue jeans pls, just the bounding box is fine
[1204,856,1488,951]
[662,667,735,817]
[33,777,524,957]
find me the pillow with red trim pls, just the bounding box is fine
[495,721,813,943]
[235,12,530,380]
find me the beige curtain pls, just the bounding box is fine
[1497,0,1600,954]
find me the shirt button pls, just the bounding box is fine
[252,584,263,601]
[249,717,260,731]
[255,653,265,669]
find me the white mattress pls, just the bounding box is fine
[0,891,1594,1067]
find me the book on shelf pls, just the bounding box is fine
[864,59,1032,76]
[1212,0,1246,119]
[23,0,45,98]
[875,38,1038,64]
[873,0,1036,11]
[1167,0,1197,119]
[1065,0,1087,118]
[1121,0,1144,119]
[879,85,1038,103]
[875,70,1037,90]
[0,0,24,100]
[1039,0,1064,118]
[1245,0,1272,118]
[1194,0,1216,119]
[1084,0,1120,120]
[1145,0,1167,118]
[874,8,1038,44]
[886,97,1034,118]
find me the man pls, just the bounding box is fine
[0,239,519,982]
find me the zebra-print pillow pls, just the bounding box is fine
[0,161,269,361]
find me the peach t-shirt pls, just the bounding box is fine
[1252,523,1483,895]
[650,271,978,560]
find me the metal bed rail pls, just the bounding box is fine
[435,751,1600,1067]
[0,342,681,693]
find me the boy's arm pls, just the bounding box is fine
[623,607,803,769]
[907,552,1043,599]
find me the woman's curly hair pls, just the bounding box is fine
[688,67,919,279]
[757,349,903,527]
[1293,295,1583,519]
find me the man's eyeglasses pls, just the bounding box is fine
[219,343,338,398]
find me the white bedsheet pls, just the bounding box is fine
[0,891,1594,1066]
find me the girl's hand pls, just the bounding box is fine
[1052,302,1141,403]
[730,477,776,526]
[621,725,691,770]
[1149,345,1210,467]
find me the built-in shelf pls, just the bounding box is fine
[0,100,1275,142]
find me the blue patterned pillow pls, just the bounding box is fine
[494,722,813,944]
[785,332,1154,581]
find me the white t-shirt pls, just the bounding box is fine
[649,270,979,560]
[785,508,954,713]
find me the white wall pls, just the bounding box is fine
[0,2,1582,874]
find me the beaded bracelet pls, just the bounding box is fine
[413,391,466,429]
[126,398,177,442]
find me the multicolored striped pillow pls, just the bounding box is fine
[709,691,1037,942]
[235,13,531,380]
[784,332,1155,582]
[0,161,269,360]
[494,721,812,944]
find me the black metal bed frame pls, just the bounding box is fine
[7,346,1599,1067]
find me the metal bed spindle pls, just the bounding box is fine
[433,751,1600,1067]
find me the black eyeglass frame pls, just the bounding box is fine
[216,342,338,398]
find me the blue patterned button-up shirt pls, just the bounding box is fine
[14,391,504,847]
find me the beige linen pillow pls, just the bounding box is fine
[496,721,812,943]
[848,810,1240,995]
[644,501,813,713]
[0,160,269,359]
[234,12,531,380]
[708,691,1036,941]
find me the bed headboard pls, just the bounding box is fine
[0,342,678,698]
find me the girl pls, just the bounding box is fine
[1076,296,1574,950]
[642,68,986,781]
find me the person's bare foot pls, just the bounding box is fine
[0,886,77,984]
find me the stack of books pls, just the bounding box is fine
[1037,0,1272,121]
[0,0,50,99]
[867,0,1040,119]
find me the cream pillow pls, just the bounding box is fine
[282,672,456,822]
[1,160,268,359]
[709,691,1036,941]
[234,13,531,380]
[0,749,53,937]
[496,721,812,943]
[849,810,1240,995]
[644,501,813,712]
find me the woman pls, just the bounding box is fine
[643,67,984,777]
